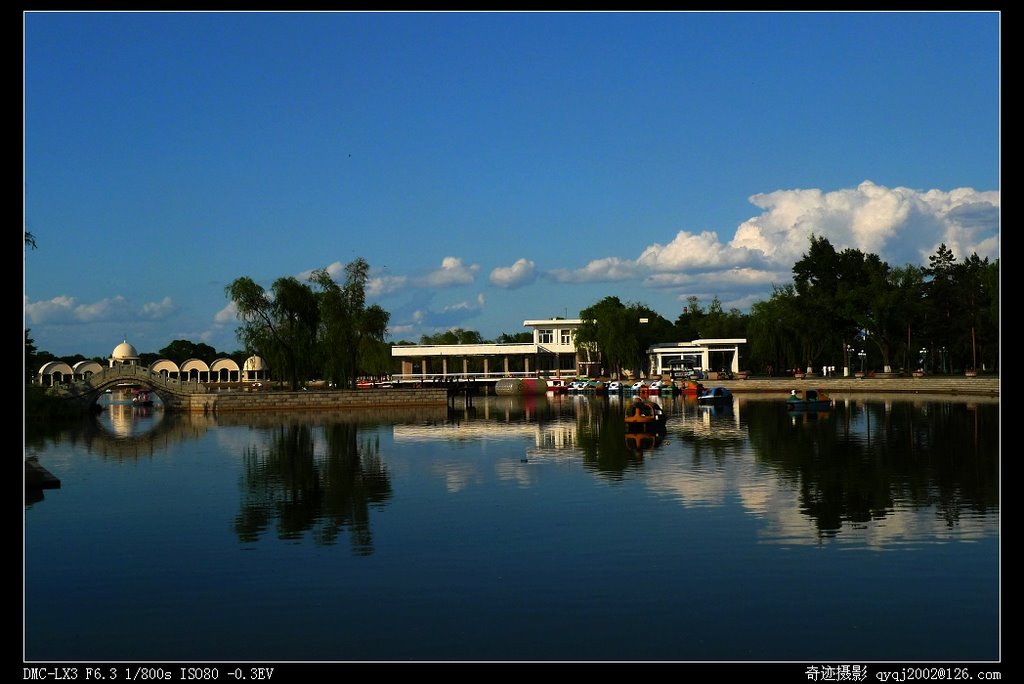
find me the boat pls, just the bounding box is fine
[785,388,833,411]
[625,397,667,433]
[676,379,706,396]
[547,379,570,394]
[131,389,153,407]
[697,386,733,405]
[648,379,677,395]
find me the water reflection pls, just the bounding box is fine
[29,392,999,553]
[236,422,392,554]
[25,391,1000,661]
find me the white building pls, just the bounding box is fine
[391,318,745,380]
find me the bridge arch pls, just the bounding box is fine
[46,364,208,411]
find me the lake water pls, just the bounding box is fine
[24,391,1000,666]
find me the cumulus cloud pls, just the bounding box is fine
[489,258,537,289]
[731,181,999,269]
[213,302,238,324]
[546,256,641,283]
[140,297,179,319]
[24,294,178,324]
[442,293,486,313]
[546,182,998,295]
[420,257,479,287]
[367,274,408,298]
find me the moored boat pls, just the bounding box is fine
[697,386,732,405]
[785,388,833,411]
[676,379,706,396]
[625,397,667,433]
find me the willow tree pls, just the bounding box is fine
[575,297,669,378]
[226,275,320,390]
[310,258,390,389]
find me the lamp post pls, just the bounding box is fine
[919,347,927,371]
[845,345,853,377]
[858,350,866,374]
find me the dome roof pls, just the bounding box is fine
[112,340,139,359]
[244,355,267,370]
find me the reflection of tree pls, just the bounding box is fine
[235,421,392,553]
[745,400,999,537]
[575,400,640,476]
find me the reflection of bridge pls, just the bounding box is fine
[45,364,208,411]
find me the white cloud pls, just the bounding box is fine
[420,257,479,287]
[731,181,999,269]
[442,293,486,312]
[489,258,537,288]
[213,301,238,324]
[546,256,640,283]
[24,294,152,324]
[367,274,408,297]
[140,297,179,320]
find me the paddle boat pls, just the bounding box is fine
[785,388,833,411]
[697,386,733,405]
[131,389,154,407]
[676,379,706,396]
[625,396,667,433]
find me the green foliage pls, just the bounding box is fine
[158,340,220,365]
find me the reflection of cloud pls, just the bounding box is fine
[642,444,996,550]
[432,462,483,493]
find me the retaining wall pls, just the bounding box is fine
[183,388,450,413]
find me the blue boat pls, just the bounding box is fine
[697,386,733,405]
[785,388,833,412]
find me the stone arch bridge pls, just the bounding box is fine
[46,364,208,411]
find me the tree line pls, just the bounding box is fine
[25,239,999,387]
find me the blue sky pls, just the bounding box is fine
[24,11,1000,359]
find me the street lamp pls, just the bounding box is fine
[845,345,854,377]
[858,349,866,374]
[919,348,927,371]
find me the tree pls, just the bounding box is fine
[746,285,802,373]
[159,339,220,365]
[25,329,38,383]
[226,275,320,390]
[576,297,670,378]
[310,258,390,389]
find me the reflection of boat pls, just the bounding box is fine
[697,386,732,405]
[625,431,664,452]
[785,388,833,411]
[625,398,667,433]
[131,389,153,407]
[788,409,831,423]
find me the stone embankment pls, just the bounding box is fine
[701,375,998,397]
[184,387,452,413]
[181,376,997,413]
